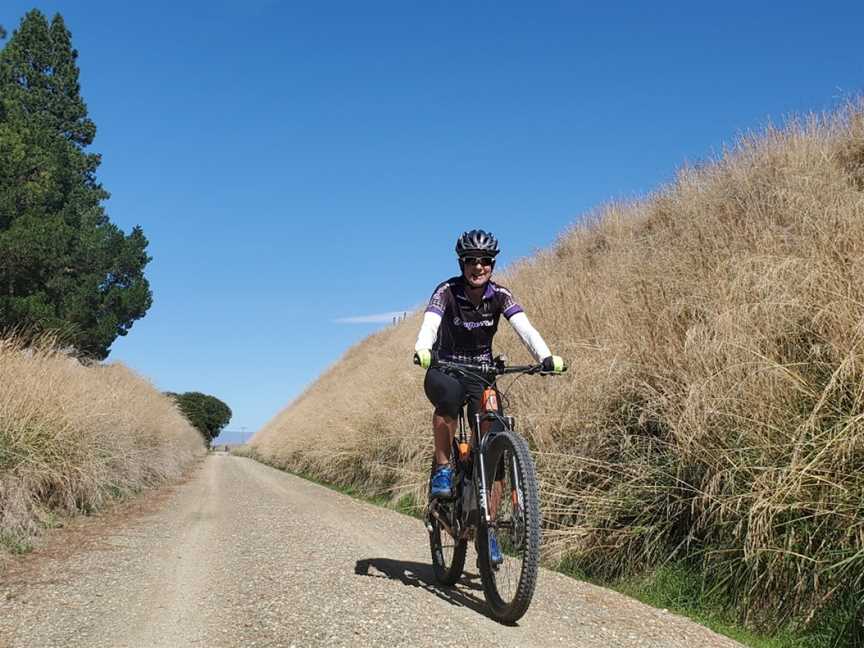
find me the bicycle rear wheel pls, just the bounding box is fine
[428,500,467,585]
[477,430,541,623]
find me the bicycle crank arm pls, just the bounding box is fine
[429,506,457,540]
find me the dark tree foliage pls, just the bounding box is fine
[0,10,152,359]
[169,392,233,447]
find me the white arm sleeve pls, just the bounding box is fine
[508,312,552,362]
[415,311,442,351]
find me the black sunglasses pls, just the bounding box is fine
[461,256,494,267]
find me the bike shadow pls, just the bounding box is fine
[354,557,510,624]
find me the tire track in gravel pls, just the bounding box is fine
[0,454,744,647]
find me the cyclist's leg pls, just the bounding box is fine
[424,367,466,465]
[432,413,457,465]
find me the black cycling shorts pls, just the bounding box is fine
[423,367,504,431]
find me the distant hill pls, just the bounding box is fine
[212,431,250,446]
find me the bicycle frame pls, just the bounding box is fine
[434,358,534,537]
[427,402,503,541]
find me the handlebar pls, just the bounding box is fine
[435,359,541,376]
[414,355,566,377]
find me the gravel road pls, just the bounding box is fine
[0,454,743,647]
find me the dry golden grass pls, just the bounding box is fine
[0,337,204,554]
[252,103,864,632]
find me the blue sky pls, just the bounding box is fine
[3,1,863,442]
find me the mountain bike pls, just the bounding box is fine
[417,356,563,624]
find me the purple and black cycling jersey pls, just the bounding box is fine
[425,276,524,364]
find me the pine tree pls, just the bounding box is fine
[0,11,151,359]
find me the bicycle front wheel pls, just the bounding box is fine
[477,430,541,623]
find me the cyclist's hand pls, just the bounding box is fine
[541,355,566,373]
[414,349,432,369]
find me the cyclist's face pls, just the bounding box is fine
[461,255,493,288]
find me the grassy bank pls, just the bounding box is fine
[251,103,864,645]
[0,338,204,555]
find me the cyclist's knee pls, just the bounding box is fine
[434,403,461,419]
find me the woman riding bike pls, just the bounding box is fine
[413,229,565,564]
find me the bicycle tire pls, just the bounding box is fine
[428,500,468,585]
[476,430,541,623]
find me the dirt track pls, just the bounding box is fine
[0,454,742,647]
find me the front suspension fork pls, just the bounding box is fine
[474,413,516,527]
[475,413,492,525]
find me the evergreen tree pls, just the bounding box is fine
[169,392,233,447]
[0,10,151,359]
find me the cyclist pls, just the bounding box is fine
[413,229,565,563]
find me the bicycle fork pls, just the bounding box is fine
[474,412,518,528]
[475,412,493,526]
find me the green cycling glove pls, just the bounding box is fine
[414,349,432,369]
[541,355,566,373]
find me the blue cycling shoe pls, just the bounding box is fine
[430,465,453,498]
[488,531,504,567]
